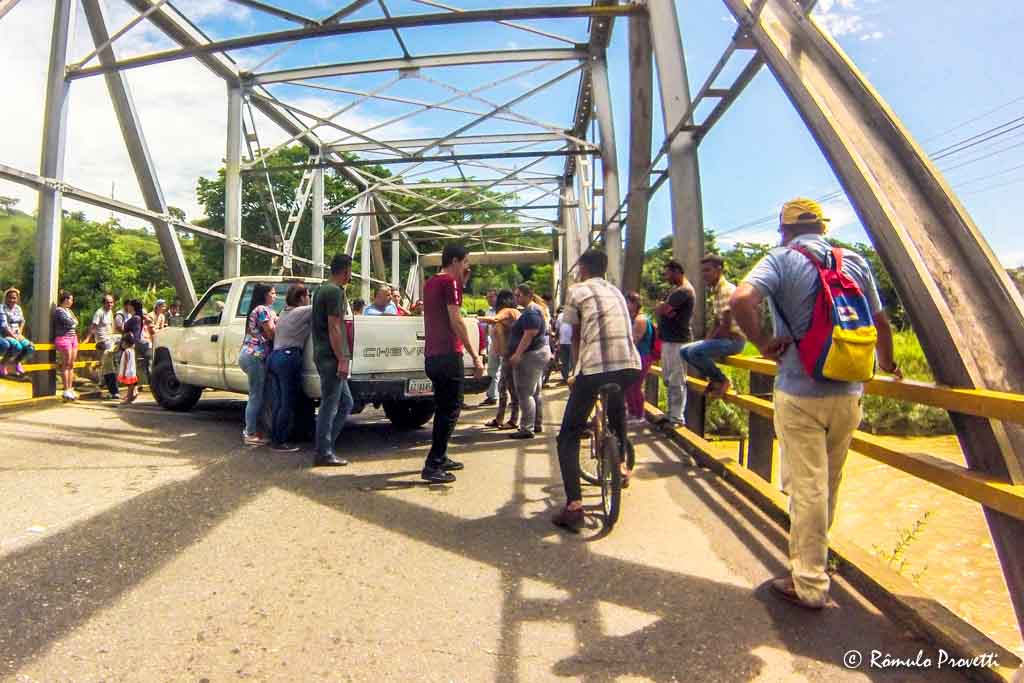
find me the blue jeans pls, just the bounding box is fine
[1,337,34,363]
[268,347,304,445]
[316,362,353,457]
[559,344,573,381]
[680,337,746,384]
[239,351,268,436]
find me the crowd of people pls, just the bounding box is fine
[406,197,903,614]
[4,196,901,613]
[0,286,183,402]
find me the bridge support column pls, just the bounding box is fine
[224,84,243,279]
[311,153,324,278]
[622,11,653,295]
[391,232,401,290]
[590,55,622,286]
[560,183,582,297]
[32,0,73,399]
[81,0,196,309]
[648,0,706,432]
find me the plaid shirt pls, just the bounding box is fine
[563,277,641,377]
[712,277,744,337]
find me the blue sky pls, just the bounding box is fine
[1,0,1022,266]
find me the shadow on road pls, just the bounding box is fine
[0,394,963,681]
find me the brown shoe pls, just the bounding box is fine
[552,506,584,532]
[709,378,731,399]
[769,577,832,610]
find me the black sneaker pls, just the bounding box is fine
[421,467,456,484]
[271,442,300,453]
[509,430,534,440]
[440,458,464,471]
[478,397,497,407]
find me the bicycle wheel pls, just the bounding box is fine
[579,429,600,485]
[599,431,622,528]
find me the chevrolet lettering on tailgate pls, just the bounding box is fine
[363,346,426,359]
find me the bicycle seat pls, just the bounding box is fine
[598,383,622,395]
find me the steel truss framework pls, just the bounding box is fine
[3,0,1024,645]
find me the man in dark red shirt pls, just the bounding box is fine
[421,244,484,483]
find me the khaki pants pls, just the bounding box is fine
[774,389,862,606]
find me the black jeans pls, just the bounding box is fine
[556,368,641,503]
[425,353,464,470]
[267,347,303,445]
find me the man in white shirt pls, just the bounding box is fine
[86,293,119,398]
[556,307,573,382]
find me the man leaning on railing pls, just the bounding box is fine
[730,197,902,611]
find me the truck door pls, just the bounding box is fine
[178,284,231,387]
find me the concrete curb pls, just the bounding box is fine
[643,405,1022,683]
[0,388,106,414]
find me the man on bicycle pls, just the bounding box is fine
[553,249,642,531]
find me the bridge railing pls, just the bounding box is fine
[645,356,1024,522]
[644,356,1024,676]
[0,342,102,407]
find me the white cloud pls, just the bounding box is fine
[0,1,421,227]
[812,0,883,40]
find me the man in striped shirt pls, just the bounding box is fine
[552,249,642,531]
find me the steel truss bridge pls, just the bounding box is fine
[2,0,1024,658]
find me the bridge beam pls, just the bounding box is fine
[648,0,706,432]
[311,154,325,279]
[591,54,623,286]
[224,84,243,279]
[31,0,72,399]
[80,0,196,309]
[622,12,654,294]
[725,0,1024,638]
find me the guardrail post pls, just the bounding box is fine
[644,372,659,407]
[746,372,775,483]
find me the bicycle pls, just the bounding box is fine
[578,383,635,528]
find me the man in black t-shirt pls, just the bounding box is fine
[655,260,695,426]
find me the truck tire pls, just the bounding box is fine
[151,360,203,412]
[383,400,435,430]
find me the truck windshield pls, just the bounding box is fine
[236,281,322,318]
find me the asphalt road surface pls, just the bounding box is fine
[0,388,968,682]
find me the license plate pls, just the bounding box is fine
[406,378,434,397]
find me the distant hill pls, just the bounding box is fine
[0,210,35,276]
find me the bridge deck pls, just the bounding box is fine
[0,388,966,681]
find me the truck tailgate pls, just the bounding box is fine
[350,315,482,375]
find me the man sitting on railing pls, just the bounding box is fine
[680,254,747,399]
[730,197,901,611]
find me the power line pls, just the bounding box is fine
[931,117,1024,160]
[919,94,1024,144]
[715,113,1024,239]
[939,137,1024,173]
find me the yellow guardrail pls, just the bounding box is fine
[722,355,1024,424]
[649,362,1024,523]
[12,342,100,373]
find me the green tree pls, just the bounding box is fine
[0,196,19,214]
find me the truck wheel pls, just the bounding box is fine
[151,361,202,412]
[383,400,435,430]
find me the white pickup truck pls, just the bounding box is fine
[150,276,489,430]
